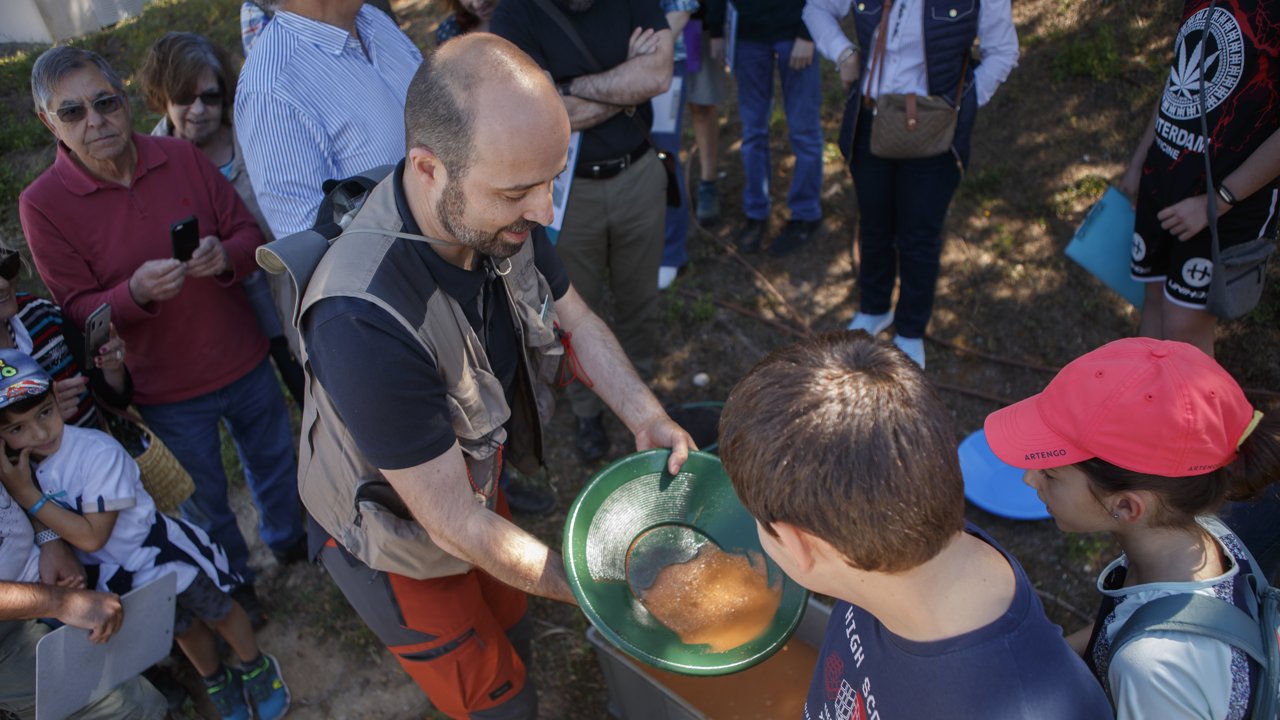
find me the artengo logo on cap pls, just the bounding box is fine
[1025,449,1068,461]
[0,359,18,378]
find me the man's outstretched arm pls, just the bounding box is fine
[553,285,694,475]
[383,445,577,604]
[0,582,123,643]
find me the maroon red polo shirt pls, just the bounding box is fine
[20,133,269,404]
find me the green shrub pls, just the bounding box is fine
[1056,26,1122,81]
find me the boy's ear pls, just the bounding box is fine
[768,521,819,574]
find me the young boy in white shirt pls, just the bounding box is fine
[0,350,290,720]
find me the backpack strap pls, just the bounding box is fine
[1109,592,1267,667]
[313,165,395,238]
[255,164,395,359]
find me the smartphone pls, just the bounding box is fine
[171,216,199,262]
[84,302,111,364]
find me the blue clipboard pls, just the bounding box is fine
[1065,186,1146,308]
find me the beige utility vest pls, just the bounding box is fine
[296,178,563,579]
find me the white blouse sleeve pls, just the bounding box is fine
[973,0,1019,107]
[802,0,857,63]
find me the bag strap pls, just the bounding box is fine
[1196,0,1222,268]
[867,0,970,109]
[1108,592,1268,667]
[866,0,893,103]
[528,0,661,149]
[93,396,149,430]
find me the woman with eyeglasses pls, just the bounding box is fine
[0,248,129,429]
[138,32,304,405]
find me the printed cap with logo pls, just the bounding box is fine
[0,349,51,410]
[984,338,1254,477]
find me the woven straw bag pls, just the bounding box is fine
[99,404,194,516]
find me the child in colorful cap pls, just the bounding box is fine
[0,350,291,720]
[984,337,1280,720]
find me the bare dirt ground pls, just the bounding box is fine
[4,0,1279,717]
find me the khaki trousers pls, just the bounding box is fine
[559,149,666,418]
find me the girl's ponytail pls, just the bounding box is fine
[1227,410,1280,501]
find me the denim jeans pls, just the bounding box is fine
[850,107,962,339]
[734,39,823,223]
[652,62,690,269]
[138,358,302,584]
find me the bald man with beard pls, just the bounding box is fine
[297,35,694,719]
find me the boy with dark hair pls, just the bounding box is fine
[718,331,1111,718]
[0,350,290,720]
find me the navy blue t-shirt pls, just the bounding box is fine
[303,163,570,471]
[806,524,1112,719]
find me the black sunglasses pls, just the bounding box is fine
[53,94,125,124]
[0,251,22,282]
[173,89,224,108]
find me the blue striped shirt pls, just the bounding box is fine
[235,6,422,237]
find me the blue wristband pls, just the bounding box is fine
[27,491,66,517]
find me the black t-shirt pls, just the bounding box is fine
[492,0,668,163]
[1140,0,1280,209]
[303,163,570,471]
[704,0,812,42]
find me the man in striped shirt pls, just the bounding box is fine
[235,0,422,239]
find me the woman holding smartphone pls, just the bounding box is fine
[0,245,129,428]
[984,337,1280,719]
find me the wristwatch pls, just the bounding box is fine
[34,529,60,546]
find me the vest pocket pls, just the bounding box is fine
[853,1,883,18]
[352,500,473,580]
[932,0,976,21]
[443,367,508,450]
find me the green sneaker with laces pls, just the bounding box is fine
[205,666,250,720]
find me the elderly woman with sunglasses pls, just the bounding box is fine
[0,248,129,429]
[17,47,305,600]
[138,32,304,405]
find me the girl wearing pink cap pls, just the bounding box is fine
[984,337,1279,720]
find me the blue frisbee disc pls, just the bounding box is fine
[959,429,1050,521]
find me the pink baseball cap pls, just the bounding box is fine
[984,338,1255,477]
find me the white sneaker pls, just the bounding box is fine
[848,312,892,336]
[658,265,679,290]
[893,335,926,369]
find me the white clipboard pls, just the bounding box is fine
[36,573,177,720]
[548,131,582,242]
[650,76,684,135]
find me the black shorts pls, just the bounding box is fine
[174,571,234,635]
[1132,188,1279,308]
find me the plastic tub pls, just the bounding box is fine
[587,597,832,719]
